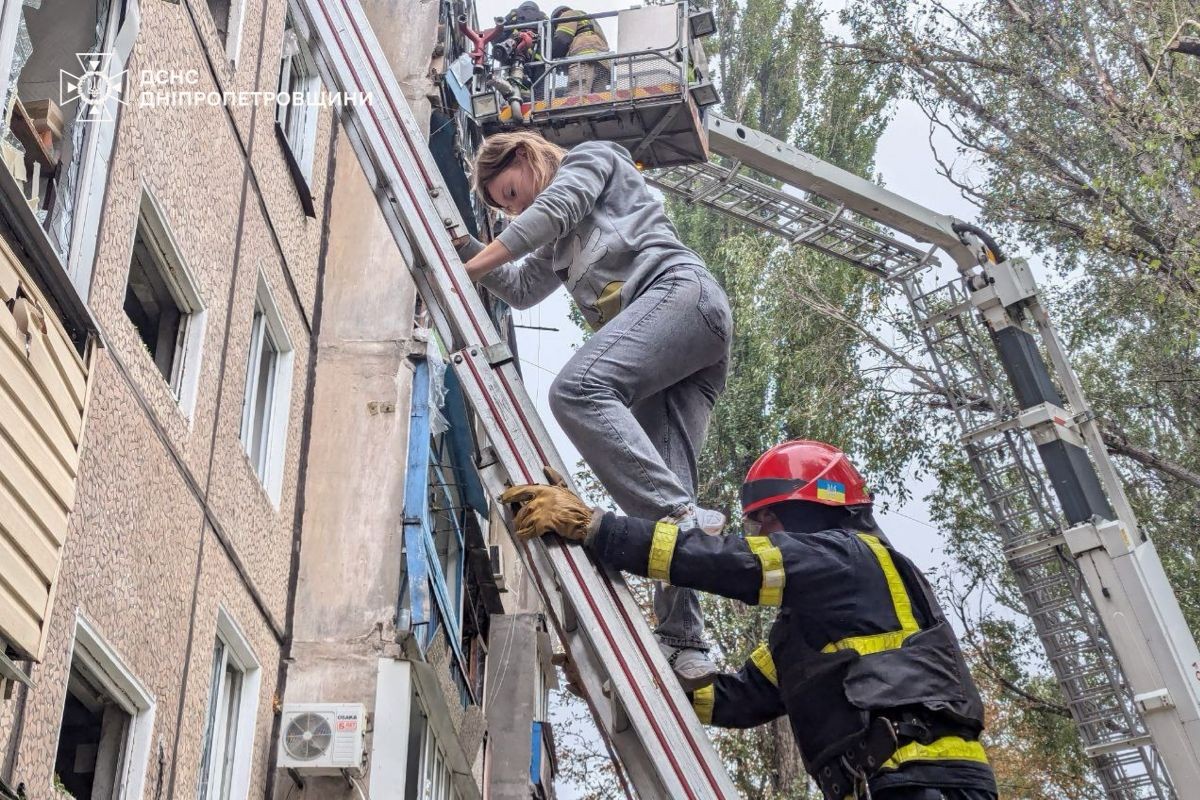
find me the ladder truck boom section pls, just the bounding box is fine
[654,112,1200,799]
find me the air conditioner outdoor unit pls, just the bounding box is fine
[489,544,507,591]
[277,703,366,775]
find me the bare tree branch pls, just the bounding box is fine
[1100,425,1200,489]
[1170,35,1200,56]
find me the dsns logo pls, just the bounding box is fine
[59,53,126,122]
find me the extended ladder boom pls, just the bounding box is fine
[290,0,739,796]
[649,113,1200,799]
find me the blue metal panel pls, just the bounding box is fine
[530,721,543,786]
[420,516,467,667]
[442,368,488,515]
[402,357,434,642]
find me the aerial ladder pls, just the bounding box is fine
[652,117,1200,799]
[294,0,1200,797]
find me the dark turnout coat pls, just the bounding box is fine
[586,513,998,798]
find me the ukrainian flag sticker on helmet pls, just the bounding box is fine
[816,478,846,503]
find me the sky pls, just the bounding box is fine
[468,0,986,794]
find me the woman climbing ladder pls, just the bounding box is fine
[453,130,731,690]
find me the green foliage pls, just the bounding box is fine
[840,0,1200,637]
[554,1,1200,797]
[670,1,930,794]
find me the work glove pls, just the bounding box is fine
[499,467,596,541]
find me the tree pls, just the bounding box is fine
[838,0,1200,638]
[551,1,1199,796]
[669,1,930,794]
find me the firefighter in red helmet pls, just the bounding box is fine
[501,440,998,800]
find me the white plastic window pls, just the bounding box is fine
[197,610,261,800]
[276,13,320,180]
[240,274,294,504]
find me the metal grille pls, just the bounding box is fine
[649,160,936,278]
[534,51,685,109]
[900,273,1176,799]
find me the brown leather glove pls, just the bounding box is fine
[499,483,594,541]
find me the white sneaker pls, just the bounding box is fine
[659,641,719,692]
[670,504,725,536]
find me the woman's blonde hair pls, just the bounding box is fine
[472,131,566,209]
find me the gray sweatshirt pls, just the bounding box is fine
[458,141,705,329]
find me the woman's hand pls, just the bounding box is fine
[463,238,515,282]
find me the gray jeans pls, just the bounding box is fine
[550,266,731,649]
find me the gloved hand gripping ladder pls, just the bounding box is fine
[288,0,740,796]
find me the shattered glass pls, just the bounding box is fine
[429,356,451,436]
[45,0,111,246]
[0,6,37,182]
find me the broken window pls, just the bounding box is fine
[276,13,320,180]
[206,0,246,62]
[401,355,491,706]
[0,0,139,280]
[123,191,206,415]
[207,0,232,44]
[240,275,294,503]
[54,665,132,800]
[54,619,155,800]
[197,612,260,800]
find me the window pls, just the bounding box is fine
[206,0,247,63]
[276,13,320,180]
[0,0,139,287]
[197,610,261,800]
[401,357,492,705]
[123,191,206,416]
[402,358,467,644]
[54,617,155,800]
[240,275,294,503]
[403,695,461,800]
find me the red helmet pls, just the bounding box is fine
[741,440,872,516]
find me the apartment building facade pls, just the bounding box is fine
[0,0,555,798]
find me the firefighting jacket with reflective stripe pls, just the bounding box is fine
[587,513,997,796]
[551,9,609,59]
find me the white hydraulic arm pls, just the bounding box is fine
[288,0,740,797]
[648,113,1200,799]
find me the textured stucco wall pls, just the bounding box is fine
[279,0,502,796]
[0,0,331,793]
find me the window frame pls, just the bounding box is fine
[60,615,156,800]
[239,273,294,505]
[207,0,249,65]
[276,11,321,182]
[0,0,142,298]
[196,609,261,800]
[125,188,207,419]
[402,359,466,653]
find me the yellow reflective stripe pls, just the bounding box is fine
[821,629,911,656]
[749,643,778,686]
[746,536,785,606]
[692,684,714,724]
[881,736,989,770]
[647,522,679,582]
[555,12,594,36]
[822,533,920,655]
